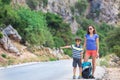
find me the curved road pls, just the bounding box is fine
[0,60,105,80]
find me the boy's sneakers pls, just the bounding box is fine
[78,75,82,79]
[73,75,76,79]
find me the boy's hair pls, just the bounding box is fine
[75,37,82,41]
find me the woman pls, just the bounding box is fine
[83,25,99,78]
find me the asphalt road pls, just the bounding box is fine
[0,60,105,80]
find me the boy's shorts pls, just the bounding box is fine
[73,58,82,67]
[85,50,97,57]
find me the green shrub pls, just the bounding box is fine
[1,0,11,4]
[70,6,75,15]
[26,0,48,10]
[106,27,120,56]
[8,59,14,65]
[16,7,54,47]
[75,0,88,15]
[0,1,19,25]
[112,45,120,58]
[53,37,65,48]
[99,42,108,57]
[49,57,57,61]
[0,32,3,38]
[99,22,114,34]
[76,28,86,39]
[46,12,73,47]
[26,0,39,10]
[1,53,7,58]
[63,49,72,57]
[106,27,120,48]
[76,17,97,30]
[42,0,48,8]
[100,59,109,67]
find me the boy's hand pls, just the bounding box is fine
[80,51,84,54]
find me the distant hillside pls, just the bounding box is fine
[12,0,120,30]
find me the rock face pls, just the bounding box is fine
[31,46,70,59]
[12,0,26,5]
[46,0,79,34]
[103,68,120,80]
[13,0,79,34]
[0,25,21,55]
[109,54,120,67]
[89,0,120,24]
[3,25,21,41]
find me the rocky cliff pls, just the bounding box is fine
[45,0,120,25]
[12,0,79,34]
[0,25,21,56]
[89,0,120,25]
[12,0,120,34]
[40,0,79,34]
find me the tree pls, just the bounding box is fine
[0,0,18,26]
[1,0,11,4]
[16,7,54,46]
[46,12,73,47]
[106,27,120,57]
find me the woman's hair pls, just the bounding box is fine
[87,25,96,34]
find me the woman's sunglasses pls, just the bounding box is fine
[89,28,93,30]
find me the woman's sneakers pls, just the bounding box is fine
[73,75,76,79]
[73,75,82,79]
[78,75,82,79]
[90,75,95,79]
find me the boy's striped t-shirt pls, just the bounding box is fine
[71,44,83,59]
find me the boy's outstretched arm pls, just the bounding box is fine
[60,45,71,49]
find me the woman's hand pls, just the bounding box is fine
[80,51,84,54]
[96,52,99,58]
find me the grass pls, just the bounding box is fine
[0,50,60,67]
[49,57,57,61]
[100,59,109,67]
[99,54,111,67]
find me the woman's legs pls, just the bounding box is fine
[91,50,97,76]
[84,50,90,62]
[92,56,96,76]
[84,50,97,77]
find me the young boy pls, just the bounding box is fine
[61,37,83,79]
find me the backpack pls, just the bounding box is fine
[82,62,92,79]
